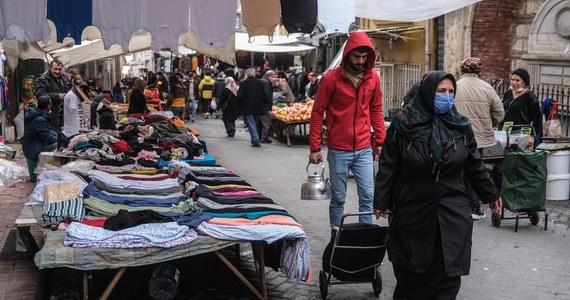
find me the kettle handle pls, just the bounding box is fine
[306,162,325,177]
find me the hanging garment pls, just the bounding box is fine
[0,76,7,111]
[240,0,280,42]
[189,0,238,47]
[47,0,93,44]
[92,0,143,51]
[318,0,355,34]
[0,0,50,43]
[143,0,190,52]
[281,0,318,34]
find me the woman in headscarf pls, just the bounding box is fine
[127,78,149,116]
[500,68,541,146]
[374,71,502,299]
[217,76,239,137]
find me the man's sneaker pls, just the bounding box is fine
[471,209,486,220]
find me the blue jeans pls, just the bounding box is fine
[244,114,260,145]
[327,147,375,228]
[186,99,197,120]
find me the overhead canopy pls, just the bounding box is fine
[354,0,482,22]
[235,32,315,55]
[1,0,483,69]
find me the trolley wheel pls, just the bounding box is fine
[372,267,382,296]
[529,212,539,225]
[319,270,328,299]
[491,212,501,227]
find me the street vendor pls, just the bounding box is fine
[21,95,58,182]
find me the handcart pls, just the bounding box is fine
[319,212,389,299]
[491,125,549,232]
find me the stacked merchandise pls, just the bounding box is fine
[59,114,208,172]
[31,122,311,282]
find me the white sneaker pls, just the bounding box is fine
[471,209,486,220]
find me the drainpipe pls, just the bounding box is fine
[425,19,431,72]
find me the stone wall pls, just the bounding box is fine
[511,0,545,71]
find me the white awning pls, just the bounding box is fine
[234,32,315,55]
[354,0,482,22]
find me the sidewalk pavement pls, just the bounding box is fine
[1,115,570,299]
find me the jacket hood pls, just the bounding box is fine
[202,75,214,83]
[24,107,47,123]
[341,31,376,72]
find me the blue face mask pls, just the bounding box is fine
[434,93,455,114]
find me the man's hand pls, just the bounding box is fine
[309,152,323,164]
[375,146,382,160]
[489,197,503,214]
[374,209,389,219]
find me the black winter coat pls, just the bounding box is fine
[34,71,69,127]
[236,77,268,115]
[218,88,239,122]
[374,125,498,277]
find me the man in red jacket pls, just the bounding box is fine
[309,31,386,229]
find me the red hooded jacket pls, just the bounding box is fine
[309,31,386,152]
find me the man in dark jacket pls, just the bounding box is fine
[260,70,276,143]
[184,72,199,122]
[285,69,298,99]
[21,96,58,182]
[237,68,269,147]
[213,73,226,119]
[34,59,69,131]
[309,32,386,229]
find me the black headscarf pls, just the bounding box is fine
[391,71,471,172]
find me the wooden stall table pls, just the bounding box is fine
[271,117,310,147]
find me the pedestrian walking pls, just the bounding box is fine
[260,70,276,143]
[198,71,216,118]
[218,77,240,137]
[373,71,502,300]
[237,68,269,148]
[309,31,386,230]
[168,73,187,119]
[455,57,505,220]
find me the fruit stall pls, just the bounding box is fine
[270,100,315,147]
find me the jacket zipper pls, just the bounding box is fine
[352,77,371,149]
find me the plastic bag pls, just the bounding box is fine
[0,158,29,187]
[544,119,562,138]
[210,99,217,110]
[60,160,96,175]
[14,111,24,140]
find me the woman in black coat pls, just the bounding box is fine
[127,78,149,116]
[218,77,239,137]
[374,71,502,299]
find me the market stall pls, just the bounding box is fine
[27,114,311,299]
[270,101,314,147]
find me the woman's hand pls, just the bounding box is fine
[489,197,503,214]
[374,209,389,219]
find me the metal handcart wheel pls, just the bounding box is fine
[491,212,501,227]
[319,270,328,299]
[529,212,539,225]
[372,267,382,295]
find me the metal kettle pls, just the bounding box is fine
[301,163,331,200]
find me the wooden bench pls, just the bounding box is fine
[14,205,40,254]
